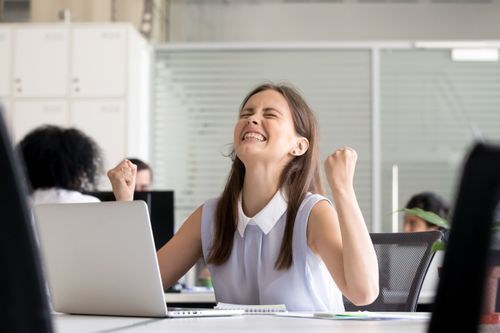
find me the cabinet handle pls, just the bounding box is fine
[14,78,21,83]
[43,105,62,112]
[101,106,120,112]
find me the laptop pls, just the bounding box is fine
[33,200,243,318]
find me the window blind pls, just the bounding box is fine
[152,48,373,229]
[381,49,500,230]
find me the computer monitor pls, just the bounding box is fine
[428,143,500,333]
[0,106,53,332]
[85,191,174,251]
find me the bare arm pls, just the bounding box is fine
[157,206,203,288]
[308,148,379,306]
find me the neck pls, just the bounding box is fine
[241,163,283,217]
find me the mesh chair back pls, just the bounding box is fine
[344,230,443,312]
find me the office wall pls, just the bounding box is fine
[31,0,113,22]
[170,0,500,41]
[30,0,168,42]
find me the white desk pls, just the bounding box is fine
[54,313,429,333]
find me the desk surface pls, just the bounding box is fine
[54,313,429,333]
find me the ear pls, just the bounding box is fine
[290,137,309,157]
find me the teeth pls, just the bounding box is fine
[244,132,265,141]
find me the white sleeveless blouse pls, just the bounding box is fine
[200,192,344,312]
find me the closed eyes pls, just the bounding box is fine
[239,108,281,119]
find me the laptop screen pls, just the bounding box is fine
[86,190,174,250]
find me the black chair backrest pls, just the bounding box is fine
[429,143,500,333]
[344,230,443,312]
[0,107,53,332]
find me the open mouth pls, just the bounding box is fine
[242,131,267,142]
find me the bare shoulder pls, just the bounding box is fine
[307,199,340,252]
[309,199,337,227]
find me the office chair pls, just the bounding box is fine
[344,230,443,312]
[0,107,53,332]
[429,143,500,333]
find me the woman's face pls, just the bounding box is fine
[403,215,437,232]
[233,89,300,166]
[135,169,152,192]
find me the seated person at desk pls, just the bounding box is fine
[108,83,379,312]
[17,125,103,204]
[127,157,153,191]
[403,192,450,233]
[403,191,450,302]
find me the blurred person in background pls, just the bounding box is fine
[17,125,103,204]
[127,157,153,191]
[403,192,450,233]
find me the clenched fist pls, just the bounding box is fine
[107,159,137,201]
[324,147,357,195]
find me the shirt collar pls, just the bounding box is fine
[237,190,288,237]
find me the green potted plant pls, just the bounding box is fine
[398,207,449,251]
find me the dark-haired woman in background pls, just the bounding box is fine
[403,191,450,299]
[403,191,450,233]
[17,125,103,204]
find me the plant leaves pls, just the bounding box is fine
[431,240,447,252]
[397,208,450,229]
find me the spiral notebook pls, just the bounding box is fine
[214,302,287,314]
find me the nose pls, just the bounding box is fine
[247,116,259,125]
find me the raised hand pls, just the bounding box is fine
[107,159,137,201]
[324,147,358,196]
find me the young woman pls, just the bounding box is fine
[108,83,379,312]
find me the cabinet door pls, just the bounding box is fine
[0,28,11,97]
[12,100,69,143]
[71,100,126,173]
[71,27,127,97]
[13,27,69,97]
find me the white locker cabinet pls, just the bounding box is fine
[0,28,11,97]
[71,100,126,171]
[12,100,68,142]
[3,23,151,189]
[13,26,69,97]
[71,27,127,97]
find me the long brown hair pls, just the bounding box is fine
[207,83,323,270]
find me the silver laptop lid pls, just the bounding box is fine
[34,201,168,317]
